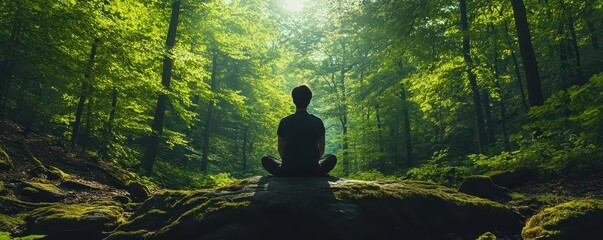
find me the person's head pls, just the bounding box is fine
[292,84,312,109]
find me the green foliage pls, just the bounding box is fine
[149,161,235,190]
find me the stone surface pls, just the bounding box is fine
[17,181,65,202]
[458,175,512,201]
[60,180,99,190]
[126,181,150,203]
[487,167,534,189]
[522,199,603,239]
[25,202,125,240]
[107,176,523,240]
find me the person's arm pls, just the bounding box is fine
[278,136,285,159]
[318,135,325,157]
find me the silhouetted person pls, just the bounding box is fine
[262,85,337,177]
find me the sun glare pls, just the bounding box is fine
[284,0,304,12]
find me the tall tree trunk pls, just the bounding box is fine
[82,93,94,152]
[568,16,583,85]
[102,87,118,159]
[482,91,496,144]
[558,26,570,89]
[460,0,488,151]
[400,86,413,166]
[242,126,248,172]
[503,22,529,111]
[586,21,599,49]
[375,104,384,154]
[71,38,98,147]
[141,1,180,172]
[201,52,218,173]
[0,10,21,119]
[510,0,544,106]
[340,41,350,175]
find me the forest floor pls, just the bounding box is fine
[1,119,602,236]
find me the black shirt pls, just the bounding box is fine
[277,111,325,172]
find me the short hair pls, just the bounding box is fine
[292,84,312,109]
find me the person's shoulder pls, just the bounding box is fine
[280,114,294,122]
[309,113,323,122]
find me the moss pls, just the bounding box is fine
[108,177,523,240]
[25,202,125,237]
[0,196,46,233]
[476,232,497,240]
[0,146,12,172]
[521,199,603,239]
[0,232,46,240]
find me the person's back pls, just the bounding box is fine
[278,111,323,173]
[262,84,337,177]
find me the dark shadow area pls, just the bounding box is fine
[199,176,346,240]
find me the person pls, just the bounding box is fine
[262,84,337,177]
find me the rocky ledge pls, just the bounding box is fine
[105,176,522,240]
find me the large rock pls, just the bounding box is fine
[25,202,125,239]
[522,199,603,239]
[107,176,523,240]
[17,181,65,202]
[486,167,534,189]
[458,175,512,201]
[126,181,150,203]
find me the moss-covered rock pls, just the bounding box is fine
[106,176,523,240]
[0,196,47,233]
[476,231,497,240]
[24,202,125,239]
[486,167,534,189]
[126,181,150,203]
[59,179,99,190]
[458,175,512,201]
[521,199,603,239]
[0,146,12,172]
[17,181,65,202]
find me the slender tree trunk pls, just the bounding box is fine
[482,91,496,144]
[503,23,529,111]
[568,16,583,85]
[510,0,544,106]
[71,38,98,147]
[201,52,218,173]
[141,1,180,172]
[558,27,570,89]
[340,42,350,175]
[242,126,248,172]
[375,104,384,154]
[82,93,94,152]
[102,87,118,159]
[586,21,599,49]
[0,10,21,120]
[400,86,413,166]
[460,0,488,151]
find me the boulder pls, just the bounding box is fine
[25,202,125,239]
[486,167,534,189]
[106,176,523,240]
[17,181,65,202]
[0,196,46,233]
[126,181,150,202]
[458,175,512,201]
[60,180,99,191]
[522,199,603,239]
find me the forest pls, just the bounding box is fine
[0,0,602,238]
[2,0,601,187]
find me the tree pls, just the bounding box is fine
[141,0,181,172]
[509,0,544,107]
